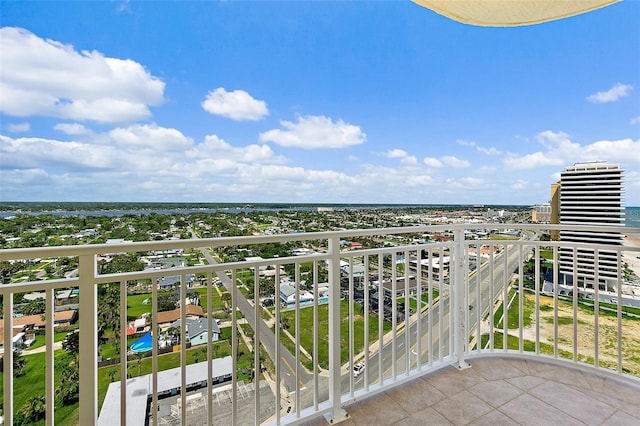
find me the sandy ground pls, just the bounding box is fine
[623,233,640,280]
[519,293,640,377]
[506,234,640,377]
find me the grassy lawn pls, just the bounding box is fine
[124,287,229,320]
[494,290,535,330]
[539,249,554,260]
[126,293,152,319]
[27,330,71,351]
[0,351,81,425]
[398,290,439,314]
[279,300,391,370]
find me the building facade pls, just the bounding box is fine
[558,162,624,290]
[531,203,552,223]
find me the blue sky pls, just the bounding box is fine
[1,1,639,206]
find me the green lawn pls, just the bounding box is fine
[27,331,71,351]
[0,351,80,425]
[279,300,391,370]
[126,293,152,319]
[124,287,228,321]
[494,290,535,330]
[398,290,439,314]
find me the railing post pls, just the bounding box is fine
[453,228,471,370]
[324,236,349,424]
[78,254,98,425]
[3,294,14,425]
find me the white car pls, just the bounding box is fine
[353,362,365,378]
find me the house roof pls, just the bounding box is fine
[0,323,26,343]
[7,310,77,329]
[171,317,220,337]
[279,284,296,298]
[156,305,205,324]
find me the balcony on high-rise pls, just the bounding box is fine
[1,223,640,425]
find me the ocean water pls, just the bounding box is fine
[626,206,640,236]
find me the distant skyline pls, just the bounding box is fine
[1,1,639,205]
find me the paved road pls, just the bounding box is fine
[198,248,312,395]
[307,240,530,406]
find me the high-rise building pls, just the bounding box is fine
[550,181,561,241]
[532,203,552,223]
[558,162,624,290]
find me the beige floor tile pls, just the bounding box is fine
[498,394,583,426]
[469,409,519,426]
[602,409,640,425]
[424,365,484,397]
[432,390,493,425]
[470,358,528,381]
[505,374,546,391]
[344,392,408,426]
[529,380,616,424]
[386,376,447,412]
[393,407,452,425]
[318,358,640,426]
[468,379,524,408]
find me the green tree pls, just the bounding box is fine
[56,354,79,405]
[0,349,27,376]
[158,291,179,311]
[62,330,80,354]
[21,298,46,315]
[17,395,46,425]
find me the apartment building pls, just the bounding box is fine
[558,162,624,289]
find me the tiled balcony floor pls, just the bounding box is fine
[307,357,640,425]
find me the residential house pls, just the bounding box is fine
[279,283,314,308]
[157,305,205,331]
[169,317,220,346]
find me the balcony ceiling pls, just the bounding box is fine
[412,0,620,27]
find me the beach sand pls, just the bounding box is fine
[623,233,640,280]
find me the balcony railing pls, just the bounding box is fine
[1,223,639,425]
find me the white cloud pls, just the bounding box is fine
[504,130,640,170]
[381,149,418,165]
[201,88,268,121]
[259,115,366,149]
[441,155,470,169]
[511,179,528,190]
[587,83,633,103]
[384,149,408,158]
[0,134,119,170]
[6,122,30,132]
[631,116,640,125]
[108,124,192,151]
[54,123,90,135]
[400,155,418,166]
[186,135,284,164]
[456,139,502,156]
[423,157,443,168]
[0,27,165,123]
[477,166,497,175]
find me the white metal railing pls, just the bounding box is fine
[1,223,640,425]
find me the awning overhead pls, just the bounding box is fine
[411,0,621,27]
